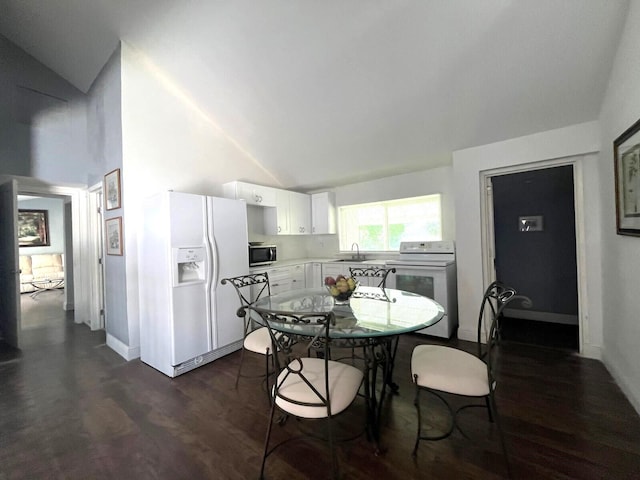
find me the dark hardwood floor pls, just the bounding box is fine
[1,291,639,479]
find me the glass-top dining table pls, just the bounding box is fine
[251,285,445,450]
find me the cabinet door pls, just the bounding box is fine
[289,192,311,235]
[223,181,276,207]
[305,262,322,288]
[311,192,336,234]
[290,264,306,290]
[267,266,291,294]
[275,189,290,234]
[270,277,292,295]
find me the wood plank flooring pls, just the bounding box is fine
[1,291,639,479]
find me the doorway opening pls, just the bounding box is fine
[483,163,581,352]
[17,193,73,348]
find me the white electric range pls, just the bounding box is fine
[386,240,458,338]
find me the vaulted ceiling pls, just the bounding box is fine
[0,1,630,189]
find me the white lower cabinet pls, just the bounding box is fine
[290,264,306,290]
[305,262,322,288]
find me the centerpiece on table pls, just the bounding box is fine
[324,274,358,304]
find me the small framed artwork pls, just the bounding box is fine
[18,209,50,247]
[105,217,123,255]
[104,168,121,210]
[614,117,640,236]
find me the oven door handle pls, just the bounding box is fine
[390,264,445,271]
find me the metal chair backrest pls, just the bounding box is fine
[477,281,531,382]
[348,266,396,288]
[246,306,336,412]
[221,272,271,309]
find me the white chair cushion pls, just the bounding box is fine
[275,358,363,419]
[243,327,273,355]
[411,345,490,397]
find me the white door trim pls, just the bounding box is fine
[479,156,588,355]
[13,175,90,327]
[87,182,105,330]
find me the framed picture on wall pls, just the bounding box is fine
[105,217,123,255]
[18,209,50,247]
[614,117,640,236]
[104,168,121,210]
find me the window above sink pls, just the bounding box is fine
[338,194,442,252]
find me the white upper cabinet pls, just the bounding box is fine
[224,181,312,235]
[311,192,336,235]
[222,181,276,207]
[289,191,311,235]
[265,190,311,235]
[264,189,290,235]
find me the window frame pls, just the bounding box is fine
[337,194,442,253]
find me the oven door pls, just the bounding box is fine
[387,264,451,337]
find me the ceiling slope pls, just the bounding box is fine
[0,0,629,189]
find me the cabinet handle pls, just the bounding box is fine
[278,226,281,233]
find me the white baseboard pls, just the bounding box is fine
[457,327,476,342]
[579,343,602,360]
[107,333,140,361]
[602,351,640,416]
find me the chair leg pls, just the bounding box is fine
[260,396,278,479]
[326,415,339,480]
[264,349,273,406]
[488,392,512,479]
[485,396,494,422]
[412,381,422,456]
[235,345,247,389]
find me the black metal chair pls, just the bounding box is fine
[410,281,531,477]
[220,273,274,394]
[348,266,396,288]
[348,266,399,389]
[247,306,364,480]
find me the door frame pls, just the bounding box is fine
[0,178,21,348]
[88,182,106,330]
[479,157,589,354]
[10,175,91,327]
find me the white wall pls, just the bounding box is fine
[119,43,281,357]
[598,0,640,414]
[87,45,129,350]
[0,34,88,184]
[452,122,603,356]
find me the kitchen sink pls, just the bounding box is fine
[332,259,368,262]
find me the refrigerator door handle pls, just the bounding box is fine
[210,236,219,287]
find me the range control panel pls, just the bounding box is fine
[398,240,455,255]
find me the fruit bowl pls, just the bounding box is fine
[324,275,358,303]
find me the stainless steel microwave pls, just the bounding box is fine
[248,244,277,267]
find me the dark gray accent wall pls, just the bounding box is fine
[492,165,578,316]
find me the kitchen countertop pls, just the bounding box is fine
[251,257,391,270]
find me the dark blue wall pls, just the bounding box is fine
[492,165,578,316]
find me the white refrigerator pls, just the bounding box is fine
[139,191,249,377]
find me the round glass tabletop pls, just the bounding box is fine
[251,286,445,339]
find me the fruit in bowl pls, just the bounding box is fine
[325,275,358,302]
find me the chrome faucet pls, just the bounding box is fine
[351,242,362,261]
